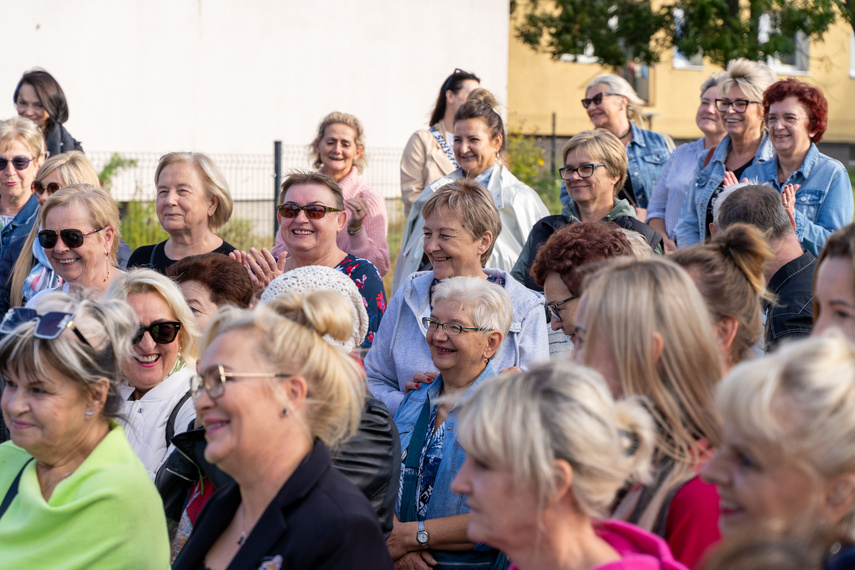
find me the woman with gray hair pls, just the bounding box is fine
[451,361,689,570]
[388,276,512,569]
[562,74,674,219]
[0,291,170,567]
[676,59,778,247]
[128,152,235,274]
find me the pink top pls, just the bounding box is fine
[272,166,390,276]
[508,519,689,570]
[662,476,721,569]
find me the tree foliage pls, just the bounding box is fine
[515,0,848,68]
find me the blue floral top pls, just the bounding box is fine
[336,254,386,347]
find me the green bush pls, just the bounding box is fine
[506,132,562,215]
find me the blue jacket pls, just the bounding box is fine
[560,123,673,209]
[742,143,853,255]
[676,133,775,248]
[0,195,38,260]
[366,269,548,416]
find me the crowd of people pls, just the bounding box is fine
[1,62,855,570]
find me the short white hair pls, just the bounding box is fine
[431,276,512,341]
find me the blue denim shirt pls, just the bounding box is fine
[676,133,774,248]
[0,195,38,260]
[742,143,853,255]
[559,123,673,210]
[394,362,497,521]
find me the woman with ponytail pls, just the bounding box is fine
[671,223,775,371]
[393,88,548,294]
[172,291,393,570]
[451,361,686,570]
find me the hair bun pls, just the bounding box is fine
[266,289,354,345]
[465,88,500,111]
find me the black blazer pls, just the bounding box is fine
[173,441,394,570]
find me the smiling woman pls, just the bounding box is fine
[0,117,45,260]
[13,69,83,157]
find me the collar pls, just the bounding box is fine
[790,143,820,179]
[626,122,646,147]
[767,250,816,294]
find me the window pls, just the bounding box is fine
[760,14,810,74]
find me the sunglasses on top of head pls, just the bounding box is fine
[38,228,105,249]
[0,156,36,170]
[132,321,182,345]
[0,307,91,346]
[277,202,342,219]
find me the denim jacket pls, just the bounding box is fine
[742,144,853,255]
[394,362,497,520]
[676,133,774,248]
[0,195,38,260]
[559,123,673,210]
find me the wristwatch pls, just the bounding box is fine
[416,520,429,548]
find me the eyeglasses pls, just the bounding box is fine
[0,156,36,171]
[32,180,62,196]
[547,295,579,322]
[277,202,343,219]
[132,321,182,345]
[715,99,761,113]
[422,317,488,336]
[559,163,606,180]
[0,308,91,346]
[190,364,291,401]
[765,114,804,128]
[581,92,622,109]
[38,227,105,249]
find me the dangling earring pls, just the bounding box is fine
[103,252,110,283]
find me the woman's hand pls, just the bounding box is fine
[229,248,286,295]
[722,171,739,188]
[394,551,437,570]
[781,183,800,219]
[345,195,368,233]
[386,515,418,561]
[405,371,438,394]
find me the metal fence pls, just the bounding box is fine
[87,144,406,248]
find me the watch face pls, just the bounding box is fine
[417,529,429,545]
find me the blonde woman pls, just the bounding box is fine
[573,257,723,568]
[0,116,44,258]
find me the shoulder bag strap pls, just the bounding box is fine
[165,389,193,447]
[428,128,460,169]
[148,242,159,269]
[0,458,34,519]
[702,147,715,169]
[400,396,432,523]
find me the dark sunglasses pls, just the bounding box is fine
[0,308,90,346]
[132,321,181,345]
[32,180,62,196]
[0,156,36,170]
[38,227,104,249]
[277,202,342,219]
[581,92,622,109]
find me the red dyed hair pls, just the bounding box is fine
[763,78,828,143]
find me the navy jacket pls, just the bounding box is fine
[764,250,816,351]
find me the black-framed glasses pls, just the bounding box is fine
[32,180,62,196]
[715,99,760,113]
[277,202,342,219]
[581,92,622,109]
[0,308,90,346]
[38,227,104,249]
[132,321,181,345]
[0,156,36,170]
[547,295,579,323]
[765,114,803,128]
[191,364,291,401]
[559,163,605,180]
[422,317,488,336]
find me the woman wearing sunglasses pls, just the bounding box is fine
[676,59,778,248]
[127,152,235,274]
[0,293,170,568]
[172,291,393,570]
[512,130,663,292]
[0,116,45,260]
[389,277,512,570]
[14,69,83,158]
[232,170,385,349]
[270,112,391,276]
[400,68,480,216]
[24,184,122,308]
[558,74,674,221]
[104,269,201,480]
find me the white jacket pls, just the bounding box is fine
[391,165,549,295]
[117,366,196,481]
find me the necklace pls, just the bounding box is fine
[618,126,632,141]
[237,504,247,546]
[41,470,74,494]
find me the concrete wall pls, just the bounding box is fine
[3,0,509,156]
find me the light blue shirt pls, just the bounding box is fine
[647,137,707,240]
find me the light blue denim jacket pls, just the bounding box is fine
[742,143,853,255]
[559,123,673,209]
[394,362,497,520]
[676,133,774,248]
[0,195,38,260]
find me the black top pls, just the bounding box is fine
[44,122,83,158]
[764,250,816,351]
[172,441,394,570]
[127,239,236,275]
